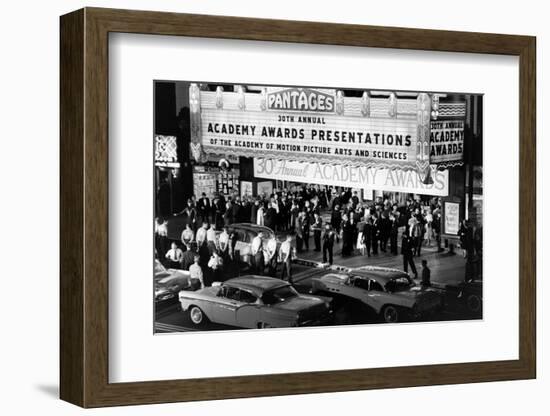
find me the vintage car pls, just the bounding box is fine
[178,275,332,328]
[226,223,279,264]
[311,266,443,323]
[154,259,192,304]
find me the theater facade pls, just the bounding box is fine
[154,81,483,240]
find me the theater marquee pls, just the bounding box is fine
[189,83,466,175]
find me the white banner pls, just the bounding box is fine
[254,158,449,196]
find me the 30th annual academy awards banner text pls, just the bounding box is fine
[253,158,449,196]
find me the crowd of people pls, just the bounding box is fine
[156,183,481,289]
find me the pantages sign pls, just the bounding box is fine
[254,158,449,196]
[189,83,466,175]
[266,88,335,112]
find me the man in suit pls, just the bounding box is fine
[371,215,380,255]
[251,232,264,275]
[379,212,391,252]
[322,224,335,265]
[311,212,323,252]
[401,232,418,279]
[231,197,241,223]
[363,216,373,257]
[180,243,195,271]
[351,191,359,209]
[196,192,210,225]
[182,199,196,231]
[330,205,342,242]
[389,214,399,255]
[264,202,277,230]
[300,210,310,251]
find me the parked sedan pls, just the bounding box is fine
[311,266,443,323]
[179,275,332,329]
[154,259,192,304]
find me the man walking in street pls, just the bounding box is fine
[401,232,418,279]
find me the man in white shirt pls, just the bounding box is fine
[263,237,278,276]
[196,222,208,248]
[218,226,231,258]
[164,242,183,269]
[206,223,218,254]
[180,224,195,246]
[189,255,204,289]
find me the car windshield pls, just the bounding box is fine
[262,285,298,305]
[385,276,413,293]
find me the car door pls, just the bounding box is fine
[209,286,241,326]
[364,279,386,312]
[233,230,250,261]
[234,289,261,329]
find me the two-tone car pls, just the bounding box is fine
[311,266,443,323]
[178,275,332,329]
[225,223,279,264]
[154,259,192,304]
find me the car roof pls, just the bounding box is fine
[224,275,289,297]
[351,266,411,285]
[230,223,275,234]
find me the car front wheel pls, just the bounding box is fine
[189,306,207,326]
[381,305,400,323]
